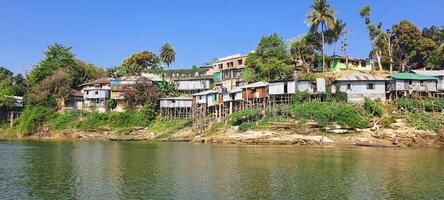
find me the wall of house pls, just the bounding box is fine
[84,89,110,99]
[330,59,373,71]
[176,80,211,91]
[438,77,444,91]
[269,81,296,95]
[338,81,386,103]
[242,87,267,99]
[296,81,313,93]
[222,92,242,102]
[392,79,437,92]
[160,99,193,108]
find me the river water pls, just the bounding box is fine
[0,140,443,199]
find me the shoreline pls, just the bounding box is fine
[2,125,443,149]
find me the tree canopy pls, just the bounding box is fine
[306,0,337,72]
[122,51,160,70]
[243,33,293,82]
[160,43,176,69]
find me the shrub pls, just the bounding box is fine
[228,109,262,126]
[107,99,117,110]
[108,110,149,128]
[239,122,255,132]
[17,105,55,136]
[394,97,444,112]
[363,97,384,117]
[141,104,156,122]
[50,111,79,131]
[292,101,368,128]
[406,111,444,132]
[78,112,109,130]
[292,90,309,103]
[334,90,348,103]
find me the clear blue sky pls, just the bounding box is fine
[1,0,443,74]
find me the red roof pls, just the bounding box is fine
[69,90,84,97]
[81,78,112,86]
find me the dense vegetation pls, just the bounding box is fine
[292,101,369,129]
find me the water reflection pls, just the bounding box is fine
[0,141,443,199]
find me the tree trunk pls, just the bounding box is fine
[321,24,326,72]
[333,41,337,56]
[388,35,393,74]
[376,49,382,71]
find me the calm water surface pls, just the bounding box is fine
[0,140,443,199]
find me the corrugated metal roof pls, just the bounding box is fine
[192,90,219,96]
[240,81,269,89]
[390,73,438,80]
[412,70,444,77]
[335,73,386,81]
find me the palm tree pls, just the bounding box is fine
[306,0,337,72]
[160,43,176,69]
[329,20,346,56]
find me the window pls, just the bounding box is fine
[238,59,243,65]
[346,83,352,90]
[86,91,89,95]
[367,83,375,90]
[284,82,288,94]
[95,91,99,95]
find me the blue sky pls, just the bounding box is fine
[1,0,443,74]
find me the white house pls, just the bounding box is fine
[173,77,212,94]
[222,88,243,102]
[412,70,444,91]
[192,90,221,107]
[269,81,297,95]
[335,73,387,103]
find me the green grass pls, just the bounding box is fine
[147,118,192,137]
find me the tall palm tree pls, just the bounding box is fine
[306,0,337,72]
[160,43,176,69]
[329,20,346,56]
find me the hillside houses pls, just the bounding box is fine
[0,96,23,125]
[387,73,438,98]
[335,73,387,103]
[82,78,112,112]
[173,77,213,94]
[213,54,247,91]
[159,97,193,119]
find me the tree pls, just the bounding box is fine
[125,78,161,108]
[0,66,13,80]
[326,19,346,56]
[27,69,73,108]
[123,51,160,70]
[0,67,27,103]
[27,43,77,88]
[160,43,176,69]
[392,20,437,70]
[306,0,337,72]
[106,99,117,110]
[360,5,385,71]
[289,35,318,73]
[244,33,293,82]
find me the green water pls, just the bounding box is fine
[0,140,443,199]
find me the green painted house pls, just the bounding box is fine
[311,56,374,72]
[329,56,373,71]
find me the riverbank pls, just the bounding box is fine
[2,98,444,148]
[2,118,443,148]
